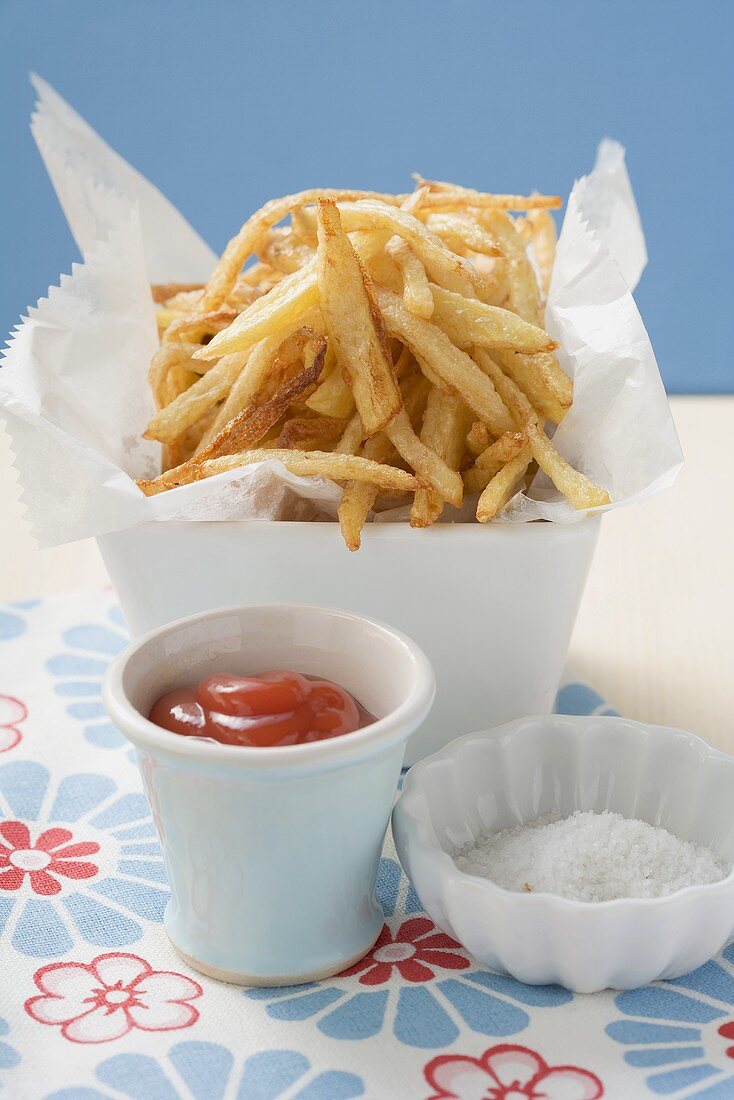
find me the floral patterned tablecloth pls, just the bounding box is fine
[1,590,734,1100]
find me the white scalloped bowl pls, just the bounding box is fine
[392,715,734,993]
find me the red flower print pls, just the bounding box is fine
[718,1021,734,1058]
[425,1043,604,1100]
[0,821,99,895]
[0,694,26,753]
[341,917,471,985]
[25,952,203,1044]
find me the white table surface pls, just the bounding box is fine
[1,395,732,749]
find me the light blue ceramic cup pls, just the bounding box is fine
[103,603,434,985]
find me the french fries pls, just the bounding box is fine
[374,288,515,436]
[139,174,610,545]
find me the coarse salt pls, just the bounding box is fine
[454,811,729,902]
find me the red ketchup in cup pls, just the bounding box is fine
[149,670,375,747]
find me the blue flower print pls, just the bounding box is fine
[0,758,166,958]
[245,857,572,1049]
[45,1041,364,1099]
[0,600,37,642]
[607,946,734,1096]
[555,680,618,717]
[0,1016,20,1080]
[47,606,129,751]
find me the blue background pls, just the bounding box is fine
[1,0,732,392]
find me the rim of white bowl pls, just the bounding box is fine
[107,515,601,538]
[103,602,435,768]
[396,715,734,909]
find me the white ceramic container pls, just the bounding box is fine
[393,715,734,993]
[103,603,434,986]
[98,517,600,764]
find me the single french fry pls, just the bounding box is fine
[525,419,611,509]
[137,448,421,497]
[410,390,472,526]
[338,432,395,551]
[476,445,533,521]
[527,208,557,296]
[386,237,434,318]
[466,420,491,457]
[335,412,364,454]
[194,260,320,362]
[316,200,402,436]
[430,285,556,355]
[374,288,514,436]
[413,178,562,212]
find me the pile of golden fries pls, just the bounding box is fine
[139,177,610,549]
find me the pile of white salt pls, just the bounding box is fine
[454,811,729,902]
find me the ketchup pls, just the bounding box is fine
[148,670,374,747]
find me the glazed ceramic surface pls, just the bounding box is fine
[98,517,600,764]
[103,603,434,985]
[393,715,734,993]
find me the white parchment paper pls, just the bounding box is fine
[0,79,683,547]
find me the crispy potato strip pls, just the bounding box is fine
[527,208,557,297]
[316,201,401,436]
[466,420,491,457]
[429,285,556,355]
[413,177,562,211]
[338,432,394,551]
[194,261,320,362]
[137,448,421,497]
